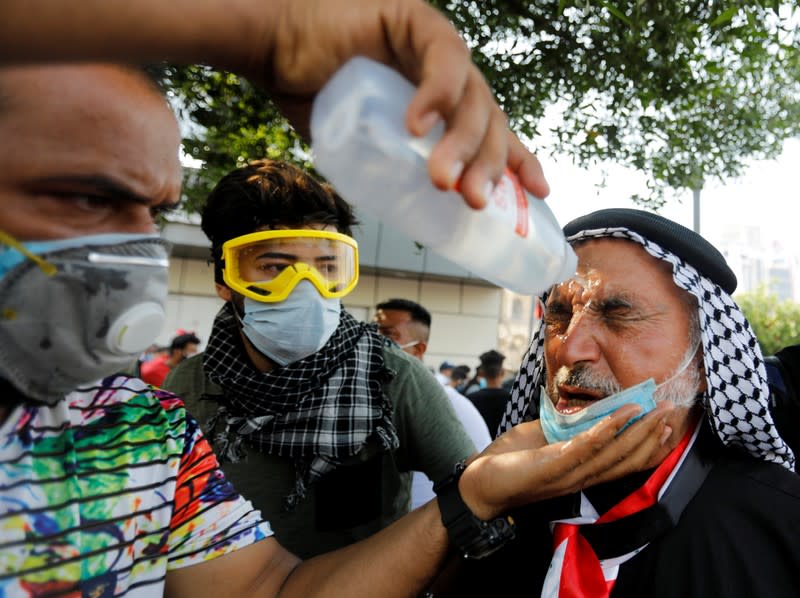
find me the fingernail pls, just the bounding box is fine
[417,111,440,134]
[660,426,673,445]
[448,160,464,189]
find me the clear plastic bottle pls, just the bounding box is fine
[310,57,577,296]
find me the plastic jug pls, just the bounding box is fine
[310,56,577,296]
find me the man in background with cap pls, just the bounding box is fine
[443,208,800,597]
[764,343,800,459]
[436,361,456,386]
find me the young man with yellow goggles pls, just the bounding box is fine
[162,159,477,559]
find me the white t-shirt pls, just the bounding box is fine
[410,385,492,509]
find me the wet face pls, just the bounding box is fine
[0,65,182,241]
[374,308,425,359]
[542,239,700,415]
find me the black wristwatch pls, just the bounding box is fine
[433,460,516,559]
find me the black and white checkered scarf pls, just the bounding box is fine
[501,227,795,471]
[203,303,399,509]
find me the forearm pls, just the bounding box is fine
[278,500,449,597]
[0,0,267,72]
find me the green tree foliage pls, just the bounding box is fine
[162,1,800,212]
[160,67,310,214]
[737,285,800,356]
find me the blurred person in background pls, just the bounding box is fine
[436,360,456,386]
[140,331,200,387]
[466,349,511,439]
[374,298,492,508]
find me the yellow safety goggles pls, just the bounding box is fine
[221,229,359,303]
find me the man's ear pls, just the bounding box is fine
[690,342,707,394]
[697,355,708,393]
[215,283,233,302]
[412,341,427,360]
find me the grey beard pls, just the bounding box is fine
[654,357,702,408]
[546,347,702,409]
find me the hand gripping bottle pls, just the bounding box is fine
[310,57,577,296]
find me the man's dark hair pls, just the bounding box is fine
[376,298,432,328]
[201,159,358,284]
[170,333,200,352]
[478,349,506,379]
[451,365,470,384]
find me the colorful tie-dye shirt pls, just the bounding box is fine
[0,375,273,597]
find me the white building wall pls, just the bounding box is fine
[161,257,221,350]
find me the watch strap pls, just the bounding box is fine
[434,460,516,559]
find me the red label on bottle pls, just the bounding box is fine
[505,169,529,238]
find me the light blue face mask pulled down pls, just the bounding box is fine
[539,338,701,444]
[539,378,657,444]
[240,280,341,366]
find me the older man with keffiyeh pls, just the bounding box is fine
[443,208,800,598]
[162,159,482,559]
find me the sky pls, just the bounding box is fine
[538,136,800,286]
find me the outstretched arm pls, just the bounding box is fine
[165,403,674,597]
[0,0,548,208]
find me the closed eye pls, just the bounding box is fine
[589,297,635,319]
[542,301,572,333]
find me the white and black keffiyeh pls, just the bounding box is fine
[203,303,399,509]
[501,226,795,471]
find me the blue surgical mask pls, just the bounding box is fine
[239,280,341,366]
[539,378,657,444]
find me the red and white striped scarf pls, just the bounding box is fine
[541,421,700,598]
